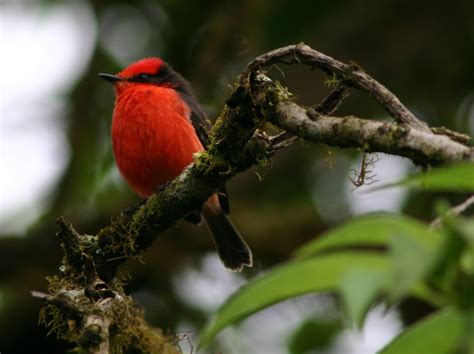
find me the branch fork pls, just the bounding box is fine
[33,44,473,353]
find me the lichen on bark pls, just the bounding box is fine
[33,44,473,354]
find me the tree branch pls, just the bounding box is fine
[33,290,112,354]
[34,44,473,353]
[431,194,474,229]
[259,83,473,164]
[242,43,432,133]
[269,83,349,149]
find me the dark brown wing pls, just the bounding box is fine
[181,91,230,214]
[166,65,230,214]
[179,90,211,148]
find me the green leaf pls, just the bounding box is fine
[388,231,438,299]
[339,268,385,327]
[378,308,463,354]
[295,214,441,259]
[288,318,341,354]
[198,252,389,348]
[429,215,468,293]
[374,163,474,192]
[461,246,474,275]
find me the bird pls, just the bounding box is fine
[99,58,252,271]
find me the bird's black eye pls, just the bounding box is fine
[138,73,149,80]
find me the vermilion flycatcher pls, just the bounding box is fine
[99,58,252,271]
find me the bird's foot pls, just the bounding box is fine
[156,181,171,194]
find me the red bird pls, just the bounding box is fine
[99,58,252,271]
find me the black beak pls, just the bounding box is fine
[98,73,122,83]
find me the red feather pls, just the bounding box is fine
[102,58,253,271]
[118,57,164,79]
[112,82,203,197]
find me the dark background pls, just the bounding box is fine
[1,0,473,353]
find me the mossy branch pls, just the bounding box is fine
[242,42,433,133]
[262,84,473,164]
[34,44,473,353]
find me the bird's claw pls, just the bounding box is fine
[120,199,147,218]
[156,181,171,194]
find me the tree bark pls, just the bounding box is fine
[33,44,473,353]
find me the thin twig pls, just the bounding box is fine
[56,216,84,273]
[270,84,349,150]
[312,84,349,116]
[430,194,474,229]
[32,291,84,319]
[431,127,472,144]
[348,153,380,190]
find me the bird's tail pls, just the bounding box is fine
[203,198,252,271]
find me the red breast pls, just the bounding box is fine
[112,82,203,197]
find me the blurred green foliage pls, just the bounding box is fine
[200,165,474,353]
[288,317,341,354]
[1,0,473,353]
